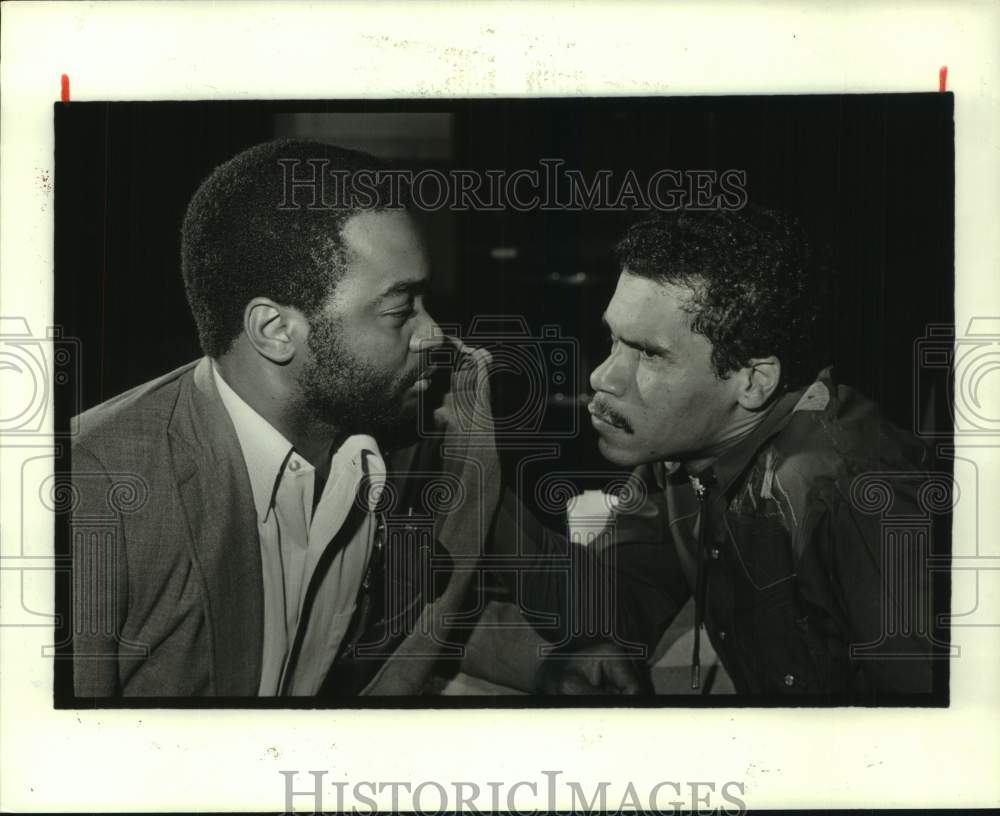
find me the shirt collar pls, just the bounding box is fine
[330,434,387,513]
[653,367,834,495]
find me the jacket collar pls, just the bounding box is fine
[654,367,835,496]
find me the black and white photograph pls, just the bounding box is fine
[2,2,998,813]
[54,96,954,706]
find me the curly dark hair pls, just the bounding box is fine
[181,139,406,358]
[614,206,829,391]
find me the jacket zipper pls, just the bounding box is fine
[690,475,710,690]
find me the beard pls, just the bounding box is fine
[298,314,422,449]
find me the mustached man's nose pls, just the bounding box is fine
[589,352,626,398]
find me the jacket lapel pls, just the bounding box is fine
[168,357,263,695]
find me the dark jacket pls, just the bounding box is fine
[604,369,948,700]
[489,368,950,700]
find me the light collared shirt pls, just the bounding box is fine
[212,363,386,695]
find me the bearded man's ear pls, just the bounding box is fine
[244,298,305,365]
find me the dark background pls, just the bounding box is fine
[55,96,955,495]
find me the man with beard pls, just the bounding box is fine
[69,140,514,697]
[512,207,944,701]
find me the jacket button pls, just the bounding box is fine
[783,673,795,687]
[710,548,720,560]
[718,630,727,641]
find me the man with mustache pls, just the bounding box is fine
[523,207,942,700]
[69,140,525,697]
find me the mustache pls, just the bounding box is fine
[589,397,634,434]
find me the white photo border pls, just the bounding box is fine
[1,1,998,811]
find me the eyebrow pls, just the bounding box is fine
[601,311,672,356]
[378,279,429,301]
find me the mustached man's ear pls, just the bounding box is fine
[243,298,305,364]
[736,356,781,410]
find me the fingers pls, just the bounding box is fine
[466,344,493,367]
[416,334,493,385]
[536,654,651,695]
[602,659,652,695]
[559,674,606,694]
[537,661,603,695]
[451,341,493,377]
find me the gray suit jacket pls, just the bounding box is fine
[70,357,501,697]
